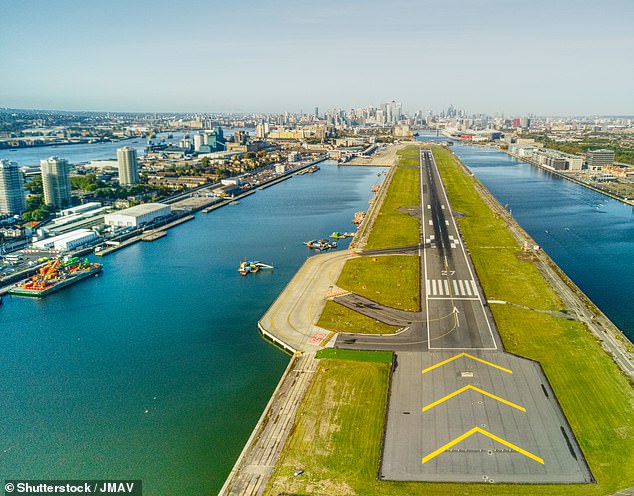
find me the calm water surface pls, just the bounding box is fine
[0,162,384,494]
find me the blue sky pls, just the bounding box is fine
[1,0,633,115]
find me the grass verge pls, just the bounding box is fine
[364,146,420,250]
[315,348,393,362]
[336,255,419,311]
[317,300,400,335]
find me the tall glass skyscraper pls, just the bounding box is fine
[0,160,27,215]
[117,146,139,185]
[40,156,72,209]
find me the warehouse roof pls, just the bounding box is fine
[112,203,170,217]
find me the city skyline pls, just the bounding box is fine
[1,0,633,115]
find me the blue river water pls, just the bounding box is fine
[444,140,634,342]
[3,129,250,167]
[0,161,384,494]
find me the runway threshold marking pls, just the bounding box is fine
[421,353,512,375]
[422,385,526,412]
[422,426,544,465]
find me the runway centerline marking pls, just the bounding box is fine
[421,352,513,375]
[422,426,544,465]
[422,385,526,413]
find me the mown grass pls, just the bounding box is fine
[336,255,420,311]
[315,348,393,363]
[265,359,391,496]
[317,300,400,335]
[364,146,420,250]
[395,145,421,167]
[265,145,634,495]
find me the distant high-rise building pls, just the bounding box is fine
[391,101,402,123]
[117,147,139,185]
[40,157,71,209]
[512,118,521,128]
[233,131,248,145]
[314,107,319,118]
[380,101,402,124]
[0,160,27,215]
[193,133,204,152]
[255,122,269,139]
[586,149,615,170]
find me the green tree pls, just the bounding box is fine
[26,175,43,194]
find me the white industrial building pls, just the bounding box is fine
[33,229,98,252]
[103,203,171,228]
[58,202,102,217]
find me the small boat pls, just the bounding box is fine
[329,231,354,239]
[238,259,274,276]
[305,239,337,250]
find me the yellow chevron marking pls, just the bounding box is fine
[422,426,544,465]
[421,352,512,375]
[422,385,526,412]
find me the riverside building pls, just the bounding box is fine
[40,157,72,210]
[117,146,140,185]
[0,160,27,215]
[586,149,615,171]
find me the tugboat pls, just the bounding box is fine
[238,259,274,276]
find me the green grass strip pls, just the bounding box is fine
[266,360,391,495]
[315,348,393,363]
[336,255,420,311]
[365,146,420,250]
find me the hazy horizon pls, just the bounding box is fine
[2,0,633,116]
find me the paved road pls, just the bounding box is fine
[336,147,592,484]
[258,250,353,352]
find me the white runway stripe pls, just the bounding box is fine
[427,279,479,297]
